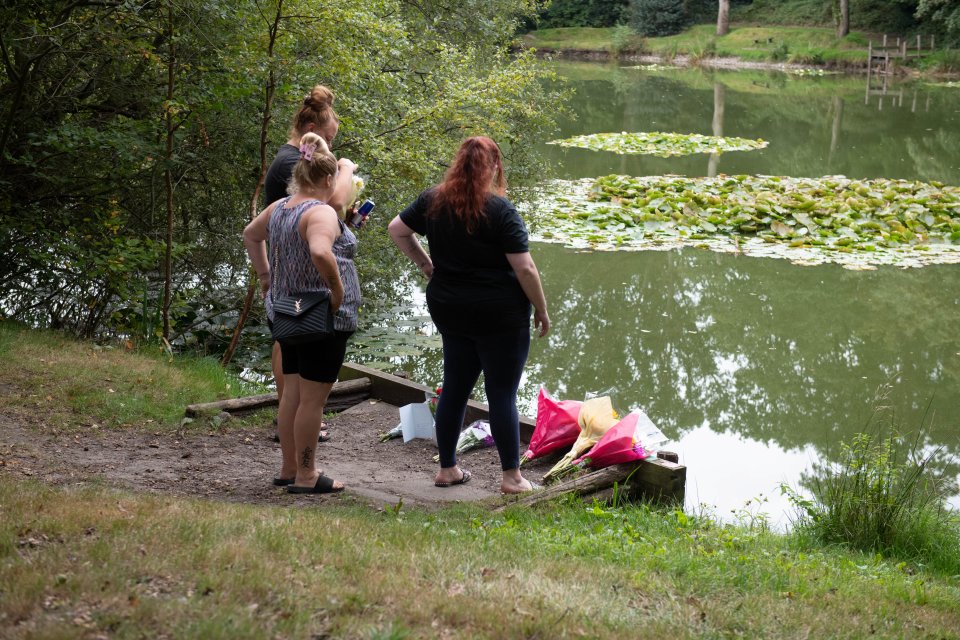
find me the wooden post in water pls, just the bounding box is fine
[882,34,887,48]
[916,34,921,55]
[866,41,873,76]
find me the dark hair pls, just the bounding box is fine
[290,85,338,138]
[428,136,505,233]
[290,132,338,195]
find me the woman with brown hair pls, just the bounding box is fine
[388,136,550,494]
[263,85,358,442]
[245,132,362,494]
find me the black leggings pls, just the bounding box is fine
[435,328,530,470]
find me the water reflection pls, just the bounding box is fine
[546,246,959,512]
[348,62,960,521]
[542,62,960,185]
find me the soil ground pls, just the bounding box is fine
[0,392,556,508]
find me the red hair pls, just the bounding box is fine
[428,136,506,232]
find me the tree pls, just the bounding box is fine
[837,0,850,38]
[916,0,960,41]
[0,0,566,346]
[717,0,730,36]
[626,0,689,37]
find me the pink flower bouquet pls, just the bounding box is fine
[520,387,582,465]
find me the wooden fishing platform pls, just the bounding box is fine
[866,34,935,75]
[187,362,686,508]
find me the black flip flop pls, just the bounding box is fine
[272,477,295,487]
[272,430,330,443]
[435,468,472,488]
[287,474,344,494]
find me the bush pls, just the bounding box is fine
[536,0,629,29]
[770,42,790,61]
[625,0,689,37]
[782,396,960,575]
[609,23,640,54]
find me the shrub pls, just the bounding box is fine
[609,23,639,55]
[770,42,790,61]
[782,395,960,575]
[625,0,689,37]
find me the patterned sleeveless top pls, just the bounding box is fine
[265,197,360,332]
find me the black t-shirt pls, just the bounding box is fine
[399,189,531,335]
[263,144,299,206]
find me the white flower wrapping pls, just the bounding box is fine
[432,420,495,462]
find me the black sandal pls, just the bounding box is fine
[286,474,344,494]
[434,468,472,488]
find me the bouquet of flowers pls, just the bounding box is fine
[378,422,404,442]
[519,387,582,466]
[426,385,441,417]
[542,395,619,482]
[432,420,494,462]
[571,409,667,470]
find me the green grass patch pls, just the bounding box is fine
[519,26,643,52]
[782,395,960,576]
[2,479,959,638]
[0,321,263,431]
[523,25,883,66]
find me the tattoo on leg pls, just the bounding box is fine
[301,446,313,468]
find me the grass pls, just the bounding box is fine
[3,480,960,639]
[521,24,924,67]
[0,321,263,431]
[1,321,959,637]
[782,395,960,576]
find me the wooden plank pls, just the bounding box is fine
[339,362,685,506]
[184,377,371,417]
[338,362,536,441]
[495,457,685,511]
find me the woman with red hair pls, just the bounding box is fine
[388,136,550,494]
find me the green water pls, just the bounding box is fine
[361,62,960,521]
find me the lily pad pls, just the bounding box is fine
[525,174,960,269]
[547,131,769,157]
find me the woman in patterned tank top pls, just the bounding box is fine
[243,132,360,494]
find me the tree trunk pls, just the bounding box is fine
[161,1,176,340]
[716,0,730,37]
[837,0,849,38]
[221,0,285,366]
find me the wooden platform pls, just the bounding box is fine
[338,362,686,506]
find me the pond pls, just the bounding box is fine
[351,61,960,523]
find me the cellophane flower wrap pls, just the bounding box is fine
[432,420,494,462]
[520,387,582,465]
[542,395,619,482]
[572,409,658,470]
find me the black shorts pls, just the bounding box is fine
[277,330,354,383]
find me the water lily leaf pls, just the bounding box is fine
[524,174,960,269]
[770,221,792,237]
[547,131,769,157]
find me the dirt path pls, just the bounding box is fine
[0,398,554,508]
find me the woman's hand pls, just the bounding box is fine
[419,260,433,279]
[258,272,270,299]
[533,308,550,338]
[329,285,344,315]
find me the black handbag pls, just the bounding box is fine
[269,246,335,345]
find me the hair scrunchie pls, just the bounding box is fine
[299,141,317,162]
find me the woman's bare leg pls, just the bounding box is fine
[277,373,300,480]
[291,378,343,490]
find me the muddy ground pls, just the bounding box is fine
[0,394,557,509]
